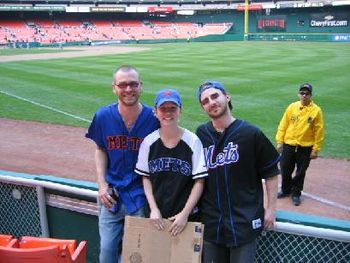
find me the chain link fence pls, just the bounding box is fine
[0,182,44,237]
[1,175,349,262]
[256,229,350,262]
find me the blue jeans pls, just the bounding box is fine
[99,203,145,263]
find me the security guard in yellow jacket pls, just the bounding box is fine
[276,83,324,206]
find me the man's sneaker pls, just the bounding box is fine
[292,196,301,206]
[277,191,291,199]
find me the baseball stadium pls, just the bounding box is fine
[0,0,349,262]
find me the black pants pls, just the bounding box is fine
[280,144,312,197]
[202,239,257,263]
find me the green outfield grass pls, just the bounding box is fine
[0,42,349,158]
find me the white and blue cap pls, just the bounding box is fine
[198,81,227,101]
[155,89,182,108]
[198,81,232,110]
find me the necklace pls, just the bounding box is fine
[120,103,142,131]
[124,119,135,130]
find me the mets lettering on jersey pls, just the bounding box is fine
[85,103,159,213]
[135,128,208,218]
[149,157,191,176]
[196,119,280,247]
[204,142,239,169]
[107,135,143,151]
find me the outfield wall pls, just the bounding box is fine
[1,6,349,46]
[247,6,349,34]
[1,171,349,262]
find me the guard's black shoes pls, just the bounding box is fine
[292,196,301,206]
[277,191,291,199]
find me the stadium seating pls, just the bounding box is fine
[0,236,87,263]
[0,20,35,43]
[0,18,231,44]
[0,234,17,247]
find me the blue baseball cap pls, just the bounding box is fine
[299,83,313,94]
[198,81,232,110]
[198,81,227,101]
[155,89,182,108]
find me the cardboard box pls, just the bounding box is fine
[121,216,204,263]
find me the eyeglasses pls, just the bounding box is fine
[299,91,310,96]
[114,81,140,89]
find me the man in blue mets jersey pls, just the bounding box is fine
[196,81,280,263]
[86,65,159,263]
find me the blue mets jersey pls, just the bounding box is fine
[86,103,159,213]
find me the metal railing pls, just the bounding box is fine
[1,172,349,262]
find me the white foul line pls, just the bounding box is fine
[302,192,350,212]
[276,182,350,212]
[0,90,90,123]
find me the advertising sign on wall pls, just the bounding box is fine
[310,13,349,27]
[90,7,125,12]
[0,5,65,11]
[147,6,173,13]
[333,34,350,41]
[257,16,286,32]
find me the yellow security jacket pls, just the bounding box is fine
[276,101,324,152]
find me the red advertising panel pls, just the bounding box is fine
[148,6,173,13]
[257,16,286,32]
[258,19,285,29]
[237,4,263,11]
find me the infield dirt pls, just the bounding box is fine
[0,118,349,221]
